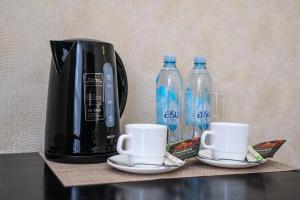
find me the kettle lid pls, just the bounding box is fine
[60,38,114,46]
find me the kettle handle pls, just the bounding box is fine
[115,52,128,117]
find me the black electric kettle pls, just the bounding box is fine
[44,39,128,163]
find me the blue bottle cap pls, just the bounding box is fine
[194,56,206,64]
[164,55,176,63]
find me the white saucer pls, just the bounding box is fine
[107,154,185,174]
[196,149,266,169]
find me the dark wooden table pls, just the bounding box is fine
[0,153,299,200]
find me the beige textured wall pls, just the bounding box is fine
[0,1,299,167]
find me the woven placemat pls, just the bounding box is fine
[40,152,297,187]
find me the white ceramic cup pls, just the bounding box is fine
[201,122,249,160]
[117,124,168,165]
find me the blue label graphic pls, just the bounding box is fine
[184,88,193,127]
[165,90,179,131]
[156,86,179,131]
[194,91,211,131]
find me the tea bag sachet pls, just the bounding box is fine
[246,146,265,162]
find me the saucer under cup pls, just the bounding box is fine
[107,154,184,174]
[197,149,265,169]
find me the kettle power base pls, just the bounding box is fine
[45,151,117,164]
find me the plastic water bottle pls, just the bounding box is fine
[184,56,212,140]
[156,55,183,143]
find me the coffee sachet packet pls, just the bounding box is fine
[167,137,200,160]
[253,140,286,158]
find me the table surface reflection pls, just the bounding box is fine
[0,153,299,200]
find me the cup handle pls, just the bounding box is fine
[201,130,215,149]
[117,134,131,155]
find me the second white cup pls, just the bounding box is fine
[201,122,249,160]
[117,124,168,165]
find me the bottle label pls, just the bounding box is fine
[156,85,168,125]
[163,101,179,131]
[156,86,179,131]
[195,92,211,131]
[83,73,104,121]
[184,88,193,126]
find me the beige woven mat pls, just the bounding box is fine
[40,153,297,187]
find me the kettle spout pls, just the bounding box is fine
[50,40,75,72]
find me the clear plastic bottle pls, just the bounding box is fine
[156,55,183,143]
[184,56,212,140]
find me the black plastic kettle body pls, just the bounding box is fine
[44,39,128,163]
